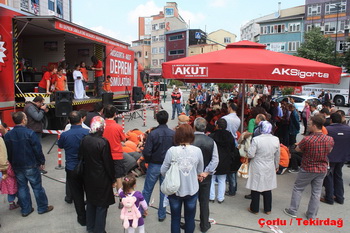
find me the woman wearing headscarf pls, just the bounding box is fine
[246,120,280,215]
[79,116,115,233]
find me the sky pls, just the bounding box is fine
[72,0,305,45]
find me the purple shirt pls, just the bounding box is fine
[119,190,147,227]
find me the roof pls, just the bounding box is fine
[258,14,305,24]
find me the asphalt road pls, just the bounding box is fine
[0,91,349,233]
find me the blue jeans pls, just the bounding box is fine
[172,103,182,119]
[227,172,237,195]
[210,175,226,202]
[14,167,49,214]
[168,193,198,233]
[142,163,166,219]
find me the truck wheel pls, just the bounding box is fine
[334,96,345,106]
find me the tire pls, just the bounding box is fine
[333,96,345,106]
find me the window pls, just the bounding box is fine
[21,0,40,15]
[289,23,301,32]
[152,24,159,31]
[325,1,346,14]
[267,42,286,52]
[159,35,165,41]
[56,0,63,18]
[145,51,148,57]
[169,34,183,41]
[224,37,231,43]
[165,8,174,17]
[159,23,165,29]
[143,40,151,45]
[306,23,321,31]
[159,47,165,54]
[169,49,185,55]
[288,41,300,51]
[151,36,158,42]
[48,0,54,11]
[159,59,164,64]
[152,59,158,66]
[152,47,158,54]
[308,4,321,16]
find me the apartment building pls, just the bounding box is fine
[1,0,72,21]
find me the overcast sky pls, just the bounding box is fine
[72,0,305,45]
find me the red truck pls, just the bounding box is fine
[0,4,144,128]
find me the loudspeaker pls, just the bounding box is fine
[132,87,143,102]
[159,84,167,91]
[55,91,73,117]
[102,93,113,106]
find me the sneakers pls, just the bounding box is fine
[280,168,287,175]
[225,191,236,196]
[39,205,54,214]
[288,169,300,173]
[283,208,297,218]
[9,202,20,210]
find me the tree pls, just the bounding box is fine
[297,28,337,66]
[343,37,350,72]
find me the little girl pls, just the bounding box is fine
[0,162,19,210]
[119,175,148,233]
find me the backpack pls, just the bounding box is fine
[161,149,180,196]
[120,191,141,229]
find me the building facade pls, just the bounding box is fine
[165,29,206,61]
[240,13,276,42]
[305,0,350,52]
[132,2,187,76]
[258,5,305,55]
[1,0,71,21]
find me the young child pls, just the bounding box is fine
[119,175,148,233]
[0,162,19,210]
[103,75,112,93]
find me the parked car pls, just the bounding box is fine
[273,95,321,112]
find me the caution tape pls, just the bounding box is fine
[8,127,63,135]
[15,93,51,98]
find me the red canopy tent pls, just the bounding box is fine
[162,40,341,86]
[162,40,342,130]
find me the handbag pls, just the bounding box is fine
[161,151,180,196]
[237,158,249,179]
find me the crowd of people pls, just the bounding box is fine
[0,83,350,233]
[37,55,107,99]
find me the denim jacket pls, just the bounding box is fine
[4,125,45,169]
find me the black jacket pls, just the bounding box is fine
[79,133,115,207]
[209,129,235,175]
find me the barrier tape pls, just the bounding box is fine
[143,104,147,127]
[122,115,125,132]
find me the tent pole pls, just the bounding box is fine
[241,81,245,133]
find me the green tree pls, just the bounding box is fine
[217,83,234,91]
[281,87,294,95]
[297,28,337,66]
[343,37,350,72]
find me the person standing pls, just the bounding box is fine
[54,67,68,91]
[38,65,57,94]
[322,113,350,205]
[142,110,175,222]
[284,115,334,219]
[58,111,89,226]
[171,87,182,120]
[73,64,87,99]
[246,121,280,214]
[91,56,104,97]
[161,124,204,233]
[209,118,235,204]
[288,104,300,146]
[222,101,241,196]
[23,96,49,142]
[102,105,126,195]
[84,102,104,127]
[193,117,219,233]
[4,112,53,217]
[301,101,310,135]
[79,116,115,233]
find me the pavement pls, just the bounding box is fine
[0,90,349,233]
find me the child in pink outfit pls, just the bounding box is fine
[0,162,19,210]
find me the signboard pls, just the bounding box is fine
[105,45,135,93]
[195,32,202,40]
[55,21,128,49]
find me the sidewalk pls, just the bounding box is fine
[0,92,349,233]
